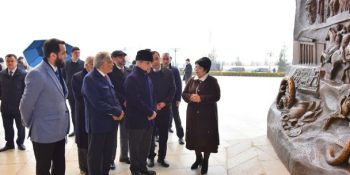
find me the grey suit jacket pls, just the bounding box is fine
[20,61,70,143]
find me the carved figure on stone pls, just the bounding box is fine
[328,0,340,17]
[339,0,350,13]
[326,139,350,165]
[318,0,326,22]
[323,92,350,130]
[329,34,345,80]
[321,28,342,65]
[339,34,350,82]
[306,0,317,24]
[276,77,296,110]
[281,100,323,137]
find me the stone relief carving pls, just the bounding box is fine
[292,68,321,96]
[306,0,318,24]
[276,77,323,137]
[328,0,340,17]
[339,0,350,13]
[322,24,350,83]
[323,92,350,130]
[276,77,296,110]
[281,100,322,137]
[268,1,350,174]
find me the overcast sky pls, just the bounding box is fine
[0,0,295,66]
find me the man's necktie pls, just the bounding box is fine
[9,71,13,77]
[54,71,60,80]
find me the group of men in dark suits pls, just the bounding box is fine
[0,38,187,175]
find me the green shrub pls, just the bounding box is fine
[180,71,285,77]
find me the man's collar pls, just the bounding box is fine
[135,66,148,75]
[8,67,17,74]
[71,58,79,63]
[49,63,58,72]
[116,64,124,70]
[152,66,161,72]
[97,68,106,77]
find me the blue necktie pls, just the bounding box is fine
[54,70,60,80]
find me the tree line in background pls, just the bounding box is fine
[205,45,290,72]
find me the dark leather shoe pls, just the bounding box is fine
[168,128,174,133]
[148,159,154,167]
[178,138,185,145]
[110,162,116,170]
[119,157,130,164]
[191,157,203,169]
[68,132,75,137]
[0,145,14,152]
[132,172,142,175]
[157,159,169,168]
[201,159,208,174]
[140,169,156,175]
[17,144,26,150]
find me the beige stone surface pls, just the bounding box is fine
[0,77,290,174]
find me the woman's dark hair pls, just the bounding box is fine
[195,57,211,73]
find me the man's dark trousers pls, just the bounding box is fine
[149,107,170,160]
[88,131,115,175]
[1,112,25,147]
[32,139,66,175]
[129,126,153,174]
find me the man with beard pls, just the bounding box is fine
[162,53,185,145]
[108,50,131,169]
[20,38,70,175]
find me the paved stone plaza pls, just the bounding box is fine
[0,76,290,175]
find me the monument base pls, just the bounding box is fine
[267,78,350,175]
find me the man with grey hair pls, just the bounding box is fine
[72,56,94,175]
[162,53,185,145]
[82,52,124,175]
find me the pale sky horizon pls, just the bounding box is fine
[0,0,295,66]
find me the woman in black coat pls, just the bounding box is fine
[182,57,221,174]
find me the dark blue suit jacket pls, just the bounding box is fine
[167,64,182,102]
[0,68,26,114]
[72,69,88,148]
[82,68,123,134]
[124,67,156,129]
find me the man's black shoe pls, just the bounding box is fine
[68,132,75,137]
[178,138,185,145]
[119,157,131,164]
[0,145,14,152]
[157,159,170,168]
[168,128,174,133]
[110,162,116,170]
[17,144,26,150]
[148,159,155,167]
[141,170,156,175]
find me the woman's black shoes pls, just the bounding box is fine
[191,158,203,169]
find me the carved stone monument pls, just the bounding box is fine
[267,0,350,174]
